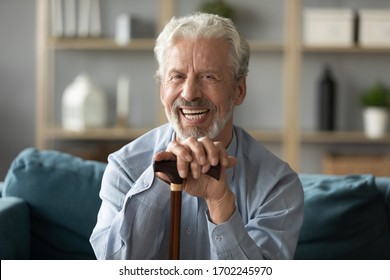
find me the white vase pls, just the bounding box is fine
[363,107,389,139]
[62,73,107,132]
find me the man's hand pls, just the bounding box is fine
[154,136,237,224]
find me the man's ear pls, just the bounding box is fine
[234,78,246,106]
[160,83,165,104]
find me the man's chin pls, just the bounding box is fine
[176,125,208,139]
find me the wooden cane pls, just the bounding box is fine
[153,160,220,259]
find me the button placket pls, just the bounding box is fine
[179,193,198,258]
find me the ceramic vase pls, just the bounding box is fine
[363,107,389,139]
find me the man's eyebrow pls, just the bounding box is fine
[166,67,222,75]
[166,67,185,74]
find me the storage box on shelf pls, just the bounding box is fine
[303,8,356,47]
[359,9,390,47]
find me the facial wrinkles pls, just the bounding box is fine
[193,41,224,79]
[164,38,237,140]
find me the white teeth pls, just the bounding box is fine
[181,109,209,120]
[186,114,205,120]
[182,109,208,114]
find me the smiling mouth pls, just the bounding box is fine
[181,108,210,120]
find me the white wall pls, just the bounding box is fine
[0,0,36,179]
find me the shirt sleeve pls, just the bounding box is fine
[207,208,264,259]
[206,174,304,260]
[90,158,170,259]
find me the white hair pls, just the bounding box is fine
[154,12,250,82]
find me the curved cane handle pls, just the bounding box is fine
[153,160,221,184]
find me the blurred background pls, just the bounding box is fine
[1,0,390,180]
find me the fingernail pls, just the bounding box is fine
[211,157,218,166]
[179,170,186,178]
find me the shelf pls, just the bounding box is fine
[48,37,156,50]
[302,45,390,54]
[301,131,390,144]
[45,127,153,140]
[48,37,284,52]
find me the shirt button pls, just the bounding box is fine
[215,235,223,241]
[186,229,192,235]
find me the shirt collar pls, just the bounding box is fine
[226,126,238,158]
[225,127,238,183]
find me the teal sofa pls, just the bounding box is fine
[1,148,390,260]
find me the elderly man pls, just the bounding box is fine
[90,12,303,260]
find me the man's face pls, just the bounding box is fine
[160,37,246,145]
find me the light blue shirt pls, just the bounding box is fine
[90,124,304,259]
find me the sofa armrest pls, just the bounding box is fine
[376,177,390,221]
[0,182,4,197]
[0,197,30,259]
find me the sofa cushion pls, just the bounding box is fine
[3,148,106,259]
[295,174,390,260]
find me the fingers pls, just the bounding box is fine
[153,150,177,162]
[166,140,192,178]
[161,136,233,179]
[198,137,222,166]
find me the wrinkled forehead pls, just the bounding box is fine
[163,37,233,72]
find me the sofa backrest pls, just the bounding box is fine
[296,174,390,260]
[3,148,107,259]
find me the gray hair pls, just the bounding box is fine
[154,12,250,82]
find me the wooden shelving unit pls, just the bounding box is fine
[48,38,156,50]
[301,131,390,144]
[302,46,390,54]
[36,0,390,172]
[44,126,151,141]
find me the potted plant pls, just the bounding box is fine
[360,82,390,139]
[199,0,236,20]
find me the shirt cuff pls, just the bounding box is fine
[206,208,246,254]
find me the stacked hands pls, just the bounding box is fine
[154,136,237,224]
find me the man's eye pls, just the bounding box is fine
[203,74,217,80]
[172,74,184,80]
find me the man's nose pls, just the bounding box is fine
[181,77,201,101]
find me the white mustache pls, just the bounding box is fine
[172,98,215,112]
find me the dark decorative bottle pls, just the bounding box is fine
[318,66,337,131]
